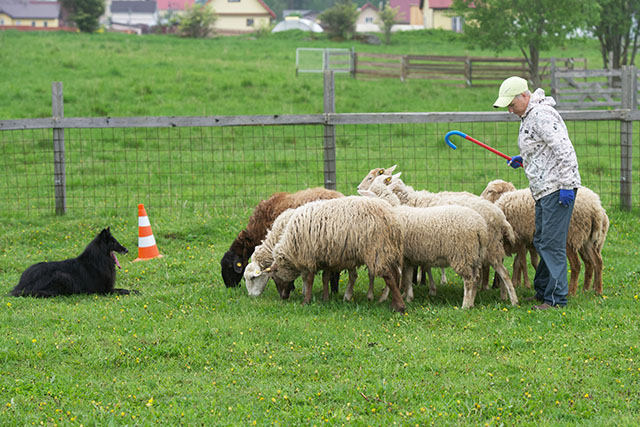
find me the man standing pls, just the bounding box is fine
[494,76,581,310]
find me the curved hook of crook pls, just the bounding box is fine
[444,130,467,150]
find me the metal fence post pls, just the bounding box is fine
[323,70,337,190]
[52,81,66,215]
[619,66,634,211]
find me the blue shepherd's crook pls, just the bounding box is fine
[445,130,522,168]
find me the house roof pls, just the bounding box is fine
[0,0,60,19]
[156,0,195,11]
[111,1,157,14]
[359,2,378,12]
[256,0,276,19]
[429,0,452,8]
[389,0,419,23]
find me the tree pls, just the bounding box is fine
[179,3,217,38]
[451,0,599,88]
[318,0,358,41]
[378,4,399,45]
[592,0,640,69]
[61,0,105,33]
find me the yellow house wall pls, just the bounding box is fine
[432,10,452,29]
[215,15,271,31]
[356,9,379,25]
[210,0,270,15]
[0,14,59,28]
[210,0,272,32]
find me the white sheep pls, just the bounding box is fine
[358,165,448,289]
[360,175,489,308]
[364,172,519,306]
[244,209,360,301]
[252,196,407,313]
[481,180,609,295]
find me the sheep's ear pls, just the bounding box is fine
[385,165,397,174]
[358,189,377,198]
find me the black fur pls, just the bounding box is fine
[10,227,134,297]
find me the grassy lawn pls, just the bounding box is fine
[1,30,639,425]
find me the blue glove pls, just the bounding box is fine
[508,155,523,169]
[559,189,575,206]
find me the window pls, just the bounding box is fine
[32,21,36,27]
[452,16,463,33]
[0,19,4,26]
[44,21,48,27]
[246,18,254,27]
[16,20,21,25]
[365,17,373,23]
[228,0,240,2]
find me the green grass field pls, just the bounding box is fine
[1,30,639,425]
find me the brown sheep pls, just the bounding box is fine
[220,187,343,288]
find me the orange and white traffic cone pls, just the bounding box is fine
[133,204,163,262]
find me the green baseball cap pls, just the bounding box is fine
[493,76,529,108]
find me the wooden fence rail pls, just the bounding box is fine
[352,53,585,86]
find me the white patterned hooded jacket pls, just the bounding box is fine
[518,88,581,201]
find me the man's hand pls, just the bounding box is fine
[508,155,523,169]
[559,189,575,206]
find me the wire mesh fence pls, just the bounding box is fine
[0,115,635,217]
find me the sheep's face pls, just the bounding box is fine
[480,180,516,203]
[244,261,271,296]
[357,165,397,191]
[221,250,246,288]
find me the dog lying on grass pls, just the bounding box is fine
[10,227,136,297]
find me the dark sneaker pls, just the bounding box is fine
[532,303,560,310]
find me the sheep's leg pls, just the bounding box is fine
[321,271,330,301]
[382,267,405,313]
[301,271,315,305]
[343,268,358,302]
[378,286,389,303]
[440,268,447,285]
[329,271,340,295]
[480,265,491,290]
[429,268,438,296]
[402,264,414,303]
[592,247,604,295]
[367,270,375,301]
[529,246,539,269]
[461,276,477,309]
[567,246,581,296]
[512,249,524,288]
[419,267,427,286]
[579,244,598,293]
[493,262,518,306]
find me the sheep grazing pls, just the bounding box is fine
[360,175,489,308]
[244,209,359,301]
[363,172,519,306]
[252,196,407,313]
[481,179,609,295]
[220,187,343,288]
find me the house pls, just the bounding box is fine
[156,0,195,19]
[389,0,422,26]
[208,0,275,35]
[109,0,158,33]
[355,2,380,33]
[420,0,462,32]
[0,0,60,29]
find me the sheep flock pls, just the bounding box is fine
[221,165,608,312]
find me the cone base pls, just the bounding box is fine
[133,254,164,262]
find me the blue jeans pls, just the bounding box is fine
[533,189,577,307]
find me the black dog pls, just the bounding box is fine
[10,227,134,297]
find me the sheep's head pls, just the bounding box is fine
[265,262,297,299]
[221,250,246,288]
[357,165,397,191]
[480,179,517,203]
[244,261,271,296]
[359,173,402,206]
